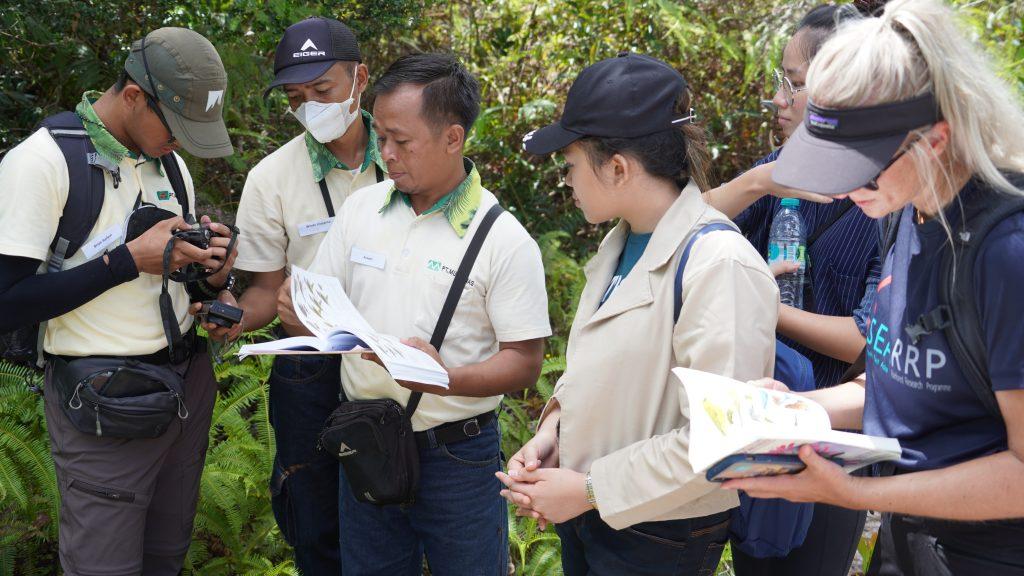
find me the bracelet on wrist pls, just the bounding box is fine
[585,471,598,510]
[202,271,236,297]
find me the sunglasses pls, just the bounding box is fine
[139,36,177,147]
[864,135,922,191]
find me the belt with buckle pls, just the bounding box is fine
[415,410,495,450]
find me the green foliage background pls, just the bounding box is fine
[0,0,1021,574]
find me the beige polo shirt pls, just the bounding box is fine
[309,160,552,431]
[544,182,779,529]
[0,125,195,357]
[234,114,386,273]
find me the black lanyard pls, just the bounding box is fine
[317,163,385,218]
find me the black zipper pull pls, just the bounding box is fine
[173,392,189,419]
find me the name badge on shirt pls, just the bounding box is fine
[298,217,334,237]
[80,225,123,260]
[350,246,386,270]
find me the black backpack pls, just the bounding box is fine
[845,175,1024,423]
[0,111,189,368]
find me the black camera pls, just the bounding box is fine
[198,301,243,329]
[173,224,214,250]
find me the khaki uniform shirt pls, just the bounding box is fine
[0,93,195,356]
[234,111,386,273]
[309,160,552,430]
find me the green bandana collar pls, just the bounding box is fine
[305,109,385,182]
[75,91,161,174]
[379,158,482,238]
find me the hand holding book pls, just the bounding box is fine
[239,267,450,388]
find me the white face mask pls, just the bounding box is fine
[289,65,360,143]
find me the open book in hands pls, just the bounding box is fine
[675,367,900,481]
[237,266,449,388]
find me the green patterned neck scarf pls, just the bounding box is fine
[379,158,482,238]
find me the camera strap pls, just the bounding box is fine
[160,236,187,363]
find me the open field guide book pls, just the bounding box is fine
[238,266,449,388]
[674,367,900,480]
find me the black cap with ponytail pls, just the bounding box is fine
[578,89,712,192]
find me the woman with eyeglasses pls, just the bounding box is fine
[725,0,1024,573]
[701,4,883,575]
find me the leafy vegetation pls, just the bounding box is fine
[0,0,1020,574]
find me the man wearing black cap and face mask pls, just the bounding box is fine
[232,16,386,574]
[0,27,236,575]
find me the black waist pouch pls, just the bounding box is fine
[50,356,188,439]
[318,399,419,506]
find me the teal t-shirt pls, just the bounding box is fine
[600,231,652,306]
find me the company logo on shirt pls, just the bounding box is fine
[293,38,326,58]
[866,317,950,393]
[866,273,951,393]
[156,190,175,201]
[426,259,476,287]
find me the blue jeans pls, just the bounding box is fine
[337,416,508,576]
[556,509,731,576]
[268,353,344,576]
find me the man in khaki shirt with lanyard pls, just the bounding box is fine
[278,53,552,574]
[0,28,236,575]
[232,17,385,574]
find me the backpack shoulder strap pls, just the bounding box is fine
[673,221,738,323]
[38,111,106,273]
[806,198,855,248]
[937,186,1024,422]
[406,203,505,418]
[160,153,192,224]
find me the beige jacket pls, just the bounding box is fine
[544,182,779,530]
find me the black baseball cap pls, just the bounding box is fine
[523,51,688,156]
[265,17,362,98]
[773,93,941,195]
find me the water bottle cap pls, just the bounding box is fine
[781,198,800,208]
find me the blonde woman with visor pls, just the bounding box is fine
[725,1,1024,574]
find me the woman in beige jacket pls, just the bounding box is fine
[497,53,779,575]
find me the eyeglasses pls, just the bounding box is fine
[865,135,922,190]
[772,69,807,108]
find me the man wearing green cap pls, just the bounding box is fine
[0,27,236,575]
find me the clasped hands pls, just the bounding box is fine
[495,428,593,530]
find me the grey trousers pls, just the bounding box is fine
[43,351,217,576]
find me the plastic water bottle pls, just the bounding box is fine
[768,198,807,309]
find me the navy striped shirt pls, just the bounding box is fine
[734,149,881,388]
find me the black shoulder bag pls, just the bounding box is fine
[317,203,504,506]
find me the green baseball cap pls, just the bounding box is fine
[124,27,233,158]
